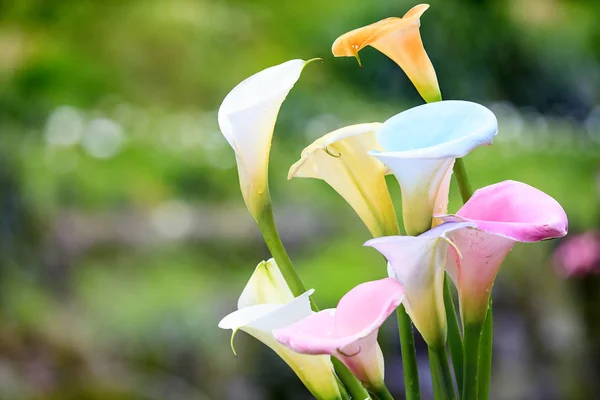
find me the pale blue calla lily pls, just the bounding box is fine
[371,100,498,235]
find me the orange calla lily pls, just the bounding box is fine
[332,4,441,103]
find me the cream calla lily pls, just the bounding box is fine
[365,222,474,347]
[218,59,313,218]
[238,258,294,308]
[332,4,440,103]
[218,259,343,400]
[372,100,498,236]
[289,123,399,237]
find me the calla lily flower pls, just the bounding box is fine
[440,180,569,323]
[218,259,343,400]
[289,123,399,237]
[372,100,498,236]
[365,222,473,347]
[274,278,404,391]
[218,59,313,218]
[332,4,441,103]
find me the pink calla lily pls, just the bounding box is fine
[441,180,568,323]
[274,278,404,390]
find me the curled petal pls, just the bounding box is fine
[366,222,473,346]
[372,100,498,235]
[440,180,569,323]
[219,263,341,400]
[219,290,315,334]
[446,180,568,241]
[275,278,404,388]
[218,59,313,216]
[332,4,440,102]
[289,123,399,237]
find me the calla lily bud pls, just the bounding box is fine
[372,100,498,236]
[289,123,399,237]
[218,59,314,218]
[366,222,473,347]
[274,278,404,391]
[332,4,441,103]
[219,259,343,400]
[441,180,568,323]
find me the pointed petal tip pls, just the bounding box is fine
[304,58,323,68]
[354,52,363,68]
[230,329,239,356]
[218,58,311,135]
[403,3,431,20]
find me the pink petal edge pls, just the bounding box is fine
[274,278,404,356]
[441,180,568,242]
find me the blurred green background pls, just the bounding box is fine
[1,0,599,399]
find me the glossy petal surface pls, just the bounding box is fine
[274,278,404,388]
[289,123,398,237]
[441,181,568,322]
[218,60,310,216]
[218,261,341,399]
[373,101,498,235]
[332,4,440,102]
[366,222,473,346]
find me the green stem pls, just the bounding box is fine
[462,322,484,400]
[336,374,352,400]
[454,158,494,400]
[256,201,370,400]
[370,385,395,400]
[256,201,307,298]
[331,359,371,400]
[443,276,463,397]
[428,346,457,400]
[396,305,421,400]
[478,300,493,399]
[452,158,473,202]
[382,219,421,400]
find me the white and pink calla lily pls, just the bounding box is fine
[218,259,343,400]
[371,100,498,236]
[274,278,404,390]
[365,222,473,347]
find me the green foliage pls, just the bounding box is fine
[0,0,599,398]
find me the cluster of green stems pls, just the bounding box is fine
[254,158,493,400]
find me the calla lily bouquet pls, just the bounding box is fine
[217,4,568,400]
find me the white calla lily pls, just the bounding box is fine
[371,100,498,235]
[218,259,343,400]
[289,123,399,237]
[218,59,314,218]
[365,222,474,347]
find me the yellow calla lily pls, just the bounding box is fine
[219,259,344,400]
[289,123,399,237]
[332,4,441,103]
